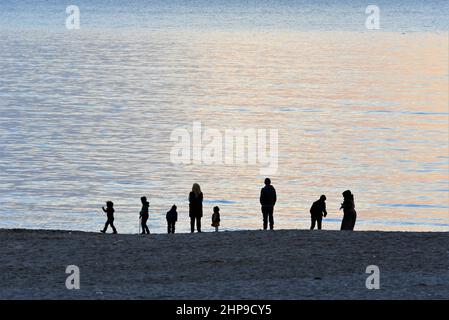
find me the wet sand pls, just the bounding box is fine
[1,228,448,299]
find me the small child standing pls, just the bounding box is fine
[140,196,150,235]
[166,204,178,234]
[101,201,117,234]
[211,206,220,232]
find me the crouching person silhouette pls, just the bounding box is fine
[101,201,117,234]
[310,195,327,230]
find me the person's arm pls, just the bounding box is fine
[260,189,264,205]
[102,207,106,213]
[273,189,277,205]
[323,203,327,217]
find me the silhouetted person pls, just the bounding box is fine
[211,206,221,232]
[101,201,117,234]
[260,178,277,230]
[340,190,357,230]
[310,195,327,230]
[140,196,150,234]
[166,204,178,234]
[189,183,203,233]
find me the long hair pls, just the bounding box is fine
[192,183,201,197]
[342,190,354,202]
[341,190,354,210]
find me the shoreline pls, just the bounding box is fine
[1,228,449,299]
[3,226,449,235]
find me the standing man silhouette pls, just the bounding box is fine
[310,195,327,230]
[260,178,277,230]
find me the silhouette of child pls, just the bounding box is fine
[101,201,117,234]
[140,196,150,234]
[211,206,220,232]
[166,204,178,234]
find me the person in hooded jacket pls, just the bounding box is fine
[166,204,178,234]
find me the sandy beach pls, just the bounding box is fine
[1,228,448,300]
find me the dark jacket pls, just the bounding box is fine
[166,208,178,222]
[140,202,149,218]
[212,212,220,223]
[189,192,203,218]
[310,200,327,217]
[260,185,277,207]
[103,207,114,220]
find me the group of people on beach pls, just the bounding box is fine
[100,178,357,234]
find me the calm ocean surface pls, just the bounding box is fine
[0,1,448,233]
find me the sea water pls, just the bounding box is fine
[0,1,448,233]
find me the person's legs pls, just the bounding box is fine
[310,216,316,230]
[144,218,150,234]
[141,217,147,234]
[110,219,117,233]
[268,206,274,230]
[102,221,109,233]
[172,222,176,234]
[197,217,201,232]
[167,221,171,234]
[317,216,322,230]
[215,226,218,232]
[261,207,268,230]
[190,217,195,233]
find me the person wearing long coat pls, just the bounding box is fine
[340,190,357,230]
[189,183,203,233]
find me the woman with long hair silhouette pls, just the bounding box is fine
[340,190,357,230]
[189,183,203,233]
